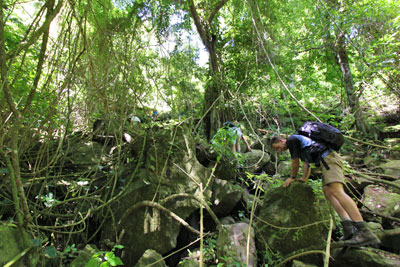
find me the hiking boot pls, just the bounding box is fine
[344,221,380,247]
[340,220,357,241]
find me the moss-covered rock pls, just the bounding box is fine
[101,122,212,266]
[330,247,400,267]
[211,179,244,217]
[255,182,331,265]
[362,185,400,218]
[378,160,400,177]
[135,249,167,267]
[0,224,38,267]
[242,149,271,173]
[64,141,105,172]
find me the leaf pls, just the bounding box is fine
[100,262,111,267]
[0,168,8,174]
[108,256,124,266]
[33,238,42,247]
[45,246,57,258]
[113,244,124,250]
[85,258,100,267]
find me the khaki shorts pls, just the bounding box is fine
[321,152,345,186]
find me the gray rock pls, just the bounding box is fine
[101,122,212,266]
[211,179,244,217]
[135,249,167,267]
[330,247,400,267]
[378,160,400,178]
[217,222,256,266]
[242,149,271,173]
[362,185,400,218]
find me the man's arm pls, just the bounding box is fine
[300,162,311,182]
[284,157,300,187]
[241,135,251,151]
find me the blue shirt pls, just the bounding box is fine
[287,135,331,163]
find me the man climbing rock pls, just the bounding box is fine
[270,134,380,247]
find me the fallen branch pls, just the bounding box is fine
[362,209,400,223]
[161,193,221,228]
[357,170,399,180]
[276,249,327,267]
[352,171,400,190]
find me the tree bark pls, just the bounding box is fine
[0,0,63,229]
[187,0,229,140]
[336,30,369,134]
[322,0,370,134]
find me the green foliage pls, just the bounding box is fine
[262,245,282,267]
[35,192,60,208]
[62,244,79,260]
[242,172,284,193]
[46,246,58,258]
[210,125,241,164]
[85,245,124,267]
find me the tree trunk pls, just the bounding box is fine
[0,0,62,231]
[336,31,369,134]
[187,0,229,140]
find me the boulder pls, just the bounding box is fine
[255,182,331,265]
[362,185,400,218]
[378,160,400,178]
[211,179,244,217]
[64,140,105,172]
[330,247,400,267]
[217,222,256,266]
[213,158,239,181]
[242,149,271,173]
[101,122,213,266]
[292,260,319,267]
[250,135,270,152]
[376,227,400,252]
[135,249,167,267]
[0,225,38,267]
[277,160,292,177]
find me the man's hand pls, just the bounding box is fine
[284,178,295,187]
[284,177,307,187]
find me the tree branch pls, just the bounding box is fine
[118,200,201,235]
[6,0,64,61]
[208,0,230,24]
[23,0,56,115]
[187,0,208,47]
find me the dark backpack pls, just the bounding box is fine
[298,121,344,151]
[223,121,236,128]
[297,121,345,169]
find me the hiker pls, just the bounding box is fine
[225,121,251,154]
[152,110,159,120]
[270,133,380,247]
[128,114,141,124]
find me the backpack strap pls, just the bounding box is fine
[320,157,330,170]
[303,143,330,170]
